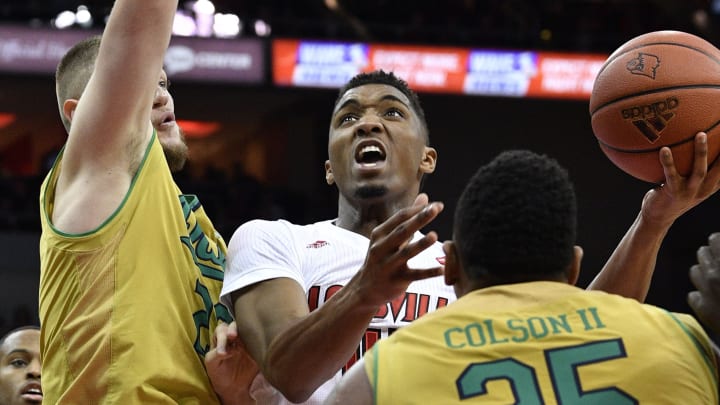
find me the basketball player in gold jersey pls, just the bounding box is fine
[326,150,719,404]
[38,0,256,403]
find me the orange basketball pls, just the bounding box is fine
[589,30,720,183]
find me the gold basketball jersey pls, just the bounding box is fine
[366,282,718,404]
[39,133,231,404]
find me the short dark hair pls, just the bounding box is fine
[453,150,577,281]
[335,70,429,144]
[55,35,102,131]
[0,325,40,351]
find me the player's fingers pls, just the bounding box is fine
[413,193,429,207]
[696,246,719,275]
[687,289,720,333]
[687,291,709,320]
[383,202,444,249]
[689,264,708,293]
[709,232,720,258]
[204,348,218,365]
[402,266,444,282]
[659,147,680,187]
[368,202,442,262]
[215,322,229,355]
[690,132,709,181]
[379,231,441,271]
[226,321,238,340]
[371,201,428,241]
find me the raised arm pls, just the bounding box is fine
[52,0,177,233]
[224,194,443,403]
[588,133,720,300]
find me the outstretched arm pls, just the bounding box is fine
[52,0,177,233]
[588,133,720,300]
[224,194,444,403]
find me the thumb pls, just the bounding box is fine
[414,193,429,207]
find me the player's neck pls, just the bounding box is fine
[335,198,410,239]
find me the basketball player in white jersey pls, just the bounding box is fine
[207,71,720,404]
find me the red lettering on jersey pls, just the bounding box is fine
[309,284,343,311]
[417,294,430,317]
[308,286,320,311]
[375,303,388,318]
[325,285,342,301]
[394,292,418,322]
[374,293,449,321]
[343,328,383,373]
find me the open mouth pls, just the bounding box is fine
[21,383,42,403]
[154,111,176,128]
[354,141,387,166]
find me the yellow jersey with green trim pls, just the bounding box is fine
[365,281,718,404]
[39,133,232,404]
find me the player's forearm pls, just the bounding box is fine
[98,0,178,79]
[588,211,670,301]
[70,0,177,156]
[263,283,379,403]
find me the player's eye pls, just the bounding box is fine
[385,108,403,118]
[340,114,357,124]
[10,358,28,368]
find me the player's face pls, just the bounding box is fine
[327,84,433,203]
[151,70,188,172]
[0,329,42,405]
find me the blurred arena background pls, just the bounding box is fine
[1,0,719,338]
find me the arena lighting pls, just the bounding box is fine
[192,0,216,15]
[213,13,241,38]
[192,0,215,37]
[75,5,93,28]
[177,120,220,138]
[173,10,198,37]
[0,113,16,130]
[693,9,709,30]
[53,10,76,29]
[254,19,271,37]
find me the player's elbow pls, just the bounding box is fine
[264,373,315,403]
[263,356,322,403]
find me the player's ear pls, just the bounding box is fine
[325,160,334,185]
[566,245,583,286]
[63,99,79,124]
[420,147,437,174]
[443,241,459,286]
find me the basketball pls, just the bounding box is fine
[589,30,720,183]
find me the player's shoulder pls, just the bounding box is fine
[229,218,336,243]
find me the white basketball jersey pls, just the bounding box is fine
[221,219,456,404]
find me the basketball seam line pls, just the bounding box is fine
[595,41,720,79]
[590,84,720,115]
[596,119,720,153]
